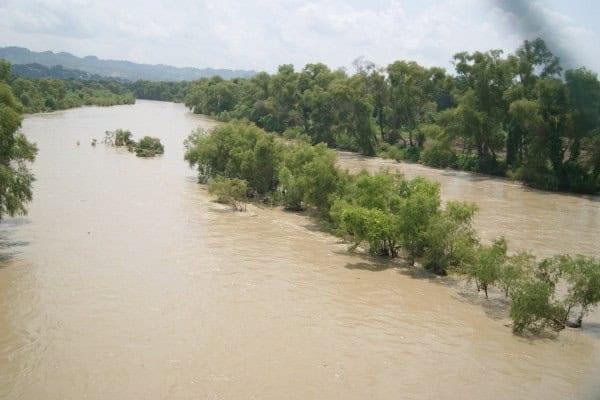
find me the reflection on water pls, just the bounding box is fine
[0,100,599,399]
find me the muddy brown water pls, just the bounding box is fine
[1,100,599,399]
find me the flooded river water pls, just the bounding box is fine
[1,100,599,399]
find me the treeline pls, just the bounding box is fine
[184,39,600,194]
[185,121,600,335]
[6,72,135,113]
[1,59,191,111]
[128,80,188,102]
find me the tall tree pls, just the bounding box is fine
[0,61,38,220]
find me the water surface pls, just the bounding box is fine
[1,100,599,399]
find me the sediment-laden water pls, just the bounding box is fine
[1,100,599,399]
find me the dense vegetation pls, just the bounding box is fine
[7,74,135,113]
[184,39,600,194]
[185,121,600,335]
[11,63,109,80]
[0,60,37,220]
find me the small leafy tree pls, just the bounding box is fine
[467,237,508,298]
[499,251,534,297]
[134,136,164,157]
[208,177,248,211]
[509,279,565,334]
[555,255,600,327]
[422,201,478,275]
[398,177,441,265]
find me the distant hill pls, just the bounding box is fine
[11,63,114,81]
[0,46,256,81]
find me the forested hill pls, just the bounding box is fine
[11,63,111,81]
[0,46,256,81]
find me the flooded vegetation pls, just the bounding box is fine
[1,101,599,399]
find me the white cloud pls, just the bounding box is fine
[0,0,598,72]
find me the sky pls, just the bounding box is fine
[0,0,598,73]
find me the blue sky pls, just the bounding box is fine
[0,0,598,73]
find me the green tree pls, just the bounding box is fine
[0,61,38,220]
[208,177,248,211]
[467,237,508,298]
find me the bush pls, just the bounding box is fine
[404,146,421,162]
[103,129,134,147]
[421,142,457,168]
[552,255,600,327]
[184,122,282,194]
[466,238,507,297]
[510,280,564,334]
[455,153,479,172]
[208,177,248,210]
[133,136,164,157]
[377,143,405,162]
[422,201,478,275]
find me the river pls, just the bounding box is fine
[1,100,599,399]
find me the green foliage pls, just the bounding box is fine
[421,141,457,168]
[184,122,282,193]
[422,201,478,274]
[466,238,508,297]
[133,136,164,157]
[9,77,135,113]
[510,279,563,334]
[181,37,599,194]
[208,177,248,211]
[103,129,134,147]
[553,255,600,327]
[0,62,38,220]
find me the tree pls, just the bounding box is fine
[208,177,248,211]
[398,177,441,265]
[422,201,478,275]
[467,237,507,298]
[0,61,38,220]
[133,136,164,157]
[450,50,515,173]
[509,279,564,334]
[499,251,534,297]
[554,255,600,328]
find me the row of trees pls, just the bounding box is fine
[184,121,600,335]
[184,39,600,194]
[7,75,135,113]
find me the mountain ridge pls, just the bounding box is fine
[0,46,256,81]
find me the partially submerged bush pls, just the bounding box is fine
[103,129,134,147]
[510,279,564,334]
[133,136,164,157]
[208,177,248,211]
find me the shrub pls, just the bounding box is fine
[208,177,248,211]
[553,255,600,327]
[510,279,565,334]
[133,136,164,157]
[421,142,457,168]
[184,122,282,194]
[422,201,478,275]
[466,237,507,297]
[404,146,421,162]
